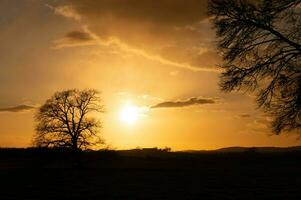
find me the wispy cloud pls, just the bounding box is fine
[49,0,220,72]
[46,4,81,21]
[0,105,35,113]
[151,97,216,109]
[239,114,273,134]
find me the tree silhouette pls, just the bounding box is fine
[209,0,301,133]
[33,89,104,151]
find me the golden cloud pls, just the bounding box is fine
[51,0,221,71]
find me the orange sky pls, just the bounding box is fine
[0,0,300,150]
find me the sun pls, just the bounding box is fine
[120,102,140,125]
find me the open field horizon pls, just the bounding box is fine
[2,145,301,152]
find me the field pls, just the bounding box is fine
[0,148,301,199]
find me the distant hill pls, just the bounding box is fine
[181,146,301,153]
[215,146,301,153]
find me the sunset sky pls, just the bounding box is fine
[0,0,300,150]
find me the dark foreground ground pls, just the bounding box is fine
[0,148,301,200]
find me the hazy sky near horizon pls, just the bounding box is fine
[0,0,300,150]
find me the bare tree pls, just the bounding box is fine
[209,0,301,133]
[33,89,104,151]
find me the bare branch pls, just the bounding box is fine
[33,89,104,151]
[209,0,301,134]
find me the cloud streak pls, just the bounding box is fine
[51,0,220,72]
[151,97,216,109]
[47,4,81,21]
[0,105,35,113]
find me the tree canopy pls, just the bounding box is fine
[33,89,104,151]
[209,0,301,133]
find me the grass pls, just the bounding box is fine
[0,148,300,199]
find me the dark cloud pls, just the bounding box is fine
[70,0,209,26]
[239,114,251,118]
[151,97,216,109]
[65,31,94,41]
[53,0,220,71]
[53,30,96,48]
[0,105,35,112]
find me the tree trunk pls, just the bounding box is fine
[71,137,79,152]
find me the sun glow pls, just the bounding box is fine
[120,102,140,125]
